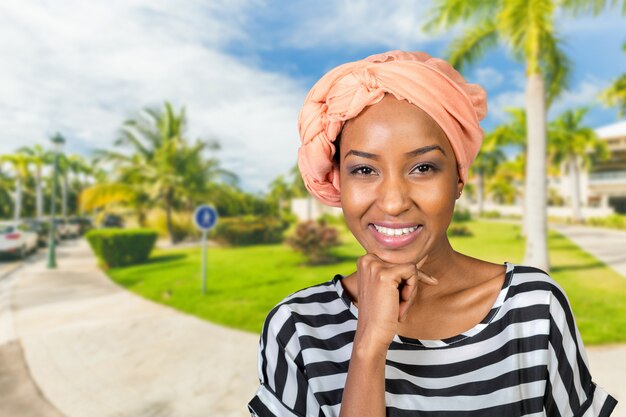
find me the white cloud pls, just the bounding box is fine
[549,76,606,118]
[272,0,453,51]
[0,0,304,193]
[487,90,526,123]
[472,67,504,89]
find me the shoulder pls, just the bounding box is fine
[507,263,567,298]
[504,264,576,320]
[261,276,348,335]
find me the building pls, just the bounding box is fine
[547,120,626,216]
[587,120,626,214]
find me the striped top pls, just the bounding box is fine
[248,262,617,417]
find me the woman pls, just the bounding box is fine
[248,50,617,417]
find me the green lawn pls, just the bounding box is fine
[106,220,626,345]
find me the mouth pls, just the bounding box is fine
[368,223,423,248]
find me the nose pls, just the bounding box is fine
[377,173,411,216]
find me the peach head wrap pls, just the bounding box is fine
[297,50,488,207]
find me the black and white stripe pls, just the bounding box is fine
[248,263,617,417]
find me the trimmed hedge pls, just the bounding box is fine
[86,228,158,268]
[213,215,289,246]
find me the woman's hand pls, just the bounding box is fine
[354,254,438,353]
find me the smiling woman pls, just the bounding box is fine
[247,51,617,417]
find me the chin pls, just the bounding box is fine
[367,247,424,265]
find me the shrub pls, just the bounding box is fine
[447,224,473,237]
[481,210,502,219]
[86,228,158,268]
[213,215,289,246]
[587,214,626,230]
[452,207,472,223]
[287,220,341,264]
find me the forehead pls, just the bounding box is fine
[340,95,454,157]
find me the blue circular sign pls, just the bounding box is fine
[194,205,218,231]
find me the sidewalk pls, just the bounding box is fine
[552,224,626,279]
[0,240,259,417]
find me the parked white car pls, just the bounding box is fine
[0,221,39,259]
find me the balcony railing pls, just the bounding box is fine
[589,171,626,182]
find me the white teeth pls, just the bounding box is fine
[373,224,419,237]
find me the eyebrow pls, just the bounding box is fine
[344,144,446,161]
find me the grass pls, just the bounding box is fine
[106,220,626,345]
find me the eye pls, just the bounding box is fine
[412,163,437,174]
[350,166,376,176]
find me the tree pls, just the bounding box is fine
[0,168,13,219]
[548,107,610,221]
[88,102,236,242]
[424,0,625,271]
[17,144,51,221]
[488,155,525,205]
[599,41,626,117]
[0,153,34,222]
[471,133,507,215]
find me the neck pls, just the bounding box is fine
[419,236,461,282]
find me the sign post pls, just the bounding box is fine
[193,205,218,295]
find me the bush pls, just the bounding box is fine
[213,215,289,246]
[587,214,626,230]
[452,207,472,223]
[287,220,341,264]
[481,210,502,219]
[86,228,158,268]
[448,225,473,237]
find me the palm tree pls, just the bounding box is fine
[548,107,610,221]
[600,41,626,117]
[88,102,236,242]
[0,153,35,222]
[424,0,625,271]
[471,133,507,216]
[0,168,13,219]
[17,144,51,221]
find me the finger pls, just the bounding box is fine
[398,276,419,321]
[415,254,429,269]
[418,269,438,286]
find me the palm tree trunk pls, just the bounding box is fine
[570,154,583,222]
[523,73,550,272]
[477,171,485,217]
[61,174,68,218]
[13,175,22,222]
[35,167,43,220]
[166,190,175,244]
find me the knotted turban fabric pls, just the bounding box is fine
[297,50,488,207]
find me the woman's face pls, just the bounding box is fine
[338,95,462,265]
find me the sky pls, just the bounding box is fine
[0,0,625,193]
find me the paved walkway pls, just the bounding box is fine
[552,224,626,279]
[0,230,624,416]
[0,240,259,417]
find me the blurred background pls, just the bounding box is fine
[1,1,625,416]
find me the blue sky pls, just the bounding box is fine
[0,0,625,192]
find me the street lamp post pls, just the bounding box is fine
[47,134,65,269]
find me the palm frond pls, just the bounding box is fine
[80,183,136,212]
[446,19,499,71]
[423,0,501,31]
[541,34,573,106]
[599,73,626,117]
[559,0,626,15]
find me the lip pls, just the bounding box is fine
[368,223,423,249]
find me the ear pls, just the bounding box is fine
[456,178,464,200]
